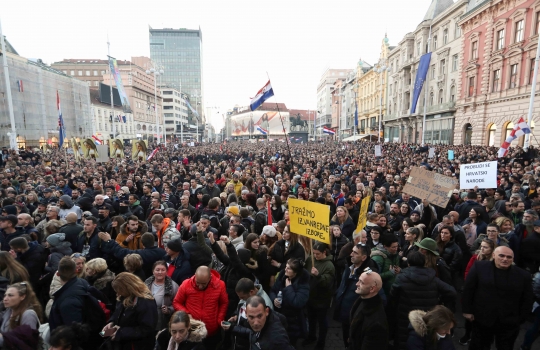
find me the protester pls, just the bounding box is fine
[144,260,179,331]
[155,310,207,350]
[406,305,456,350]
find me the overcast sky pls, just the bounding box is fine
[3,0,436,129]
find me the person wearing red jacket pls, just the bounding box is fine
[173,266,228,349]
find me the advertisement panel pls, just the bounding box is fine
[230,110,289,137]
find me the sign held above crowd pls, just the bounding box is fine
[459,161,497,189]
[289,198,330,245]
[403,166,458,208]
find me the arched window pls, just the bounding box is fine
[488,124,497,146]
[439,89,444,104]
[505,122,514,140]
[450,85,456,102]
[429,92,434,106]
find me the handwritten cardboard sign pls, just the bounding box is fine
[403,167,458,208]
[289,198,330,244]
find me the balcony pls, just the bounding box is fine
[426,101,456,113]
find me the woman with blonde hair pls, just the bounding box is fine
[85,258,116,309]
[101,272,157,350]
[0,251,30,283]
[330,206,355,240]
[123,254,145,281]
[71,253,87,279]
[494,216,515,238]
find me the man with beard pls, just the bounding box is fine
[70,188,81,205]
[386,203,403,232]
[509,209,539,270]
[387,185,400,204]
[58,195,82,221]
[370,234,400,296]
[115,215,147,250]
[128,194,145,221]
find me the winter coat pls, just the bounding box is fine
[269,268,310,339]
[371,247,400,295]
[304,254,336,309]
[17,241,47,287]
[469,233,509,253]
[438,240,462,272]
[254,208,268,235]
[229,309,294,350]
[45,243,73,273]
[518,230,540,273]
[330,216,356,240]
[349,293,389,350]
[49,277,89,332]
[58,195,83,221]
[115,220,147,250]
[389,267,457,350]
[463,261,534,327]
[144,276,179,330]
[109,297,158,350]
[157,218,181,249]
[406,310,455,350]
[268,239,306,274]
[101,240,166,278]
[58,222,83,252]
[162,249,192,287]
[331,234,349,264]
[85,269,116,307]
[173,269,228,336]
[75,228,103,261]
[334,258,379,322]
[155,317,207,350]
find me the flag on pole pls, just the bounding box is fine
[91,135,103,145]
[498,117,531,157]
[57,91,66,148]
[267,200,272,226]
[256,125,268,135]
[250,80,274,111]
[354,101,358,127]
[323,126,335,135]
[17,80,23,92]
[411,53,432,113]
[147,148,158,161]
[122,115,127,123]
[117,115,122,123]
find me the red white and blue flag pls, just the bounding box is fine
[256,125,268,135]
[57,91,66,147]
[498,117,531,157]
[17,80,23,92]
[250,80,274,111]
[323,126,335,135]
[147,148,158,161]
[91,135,103,145]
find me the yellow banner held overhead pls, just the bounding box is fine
[354,196,371,234]
[289,198,330,244]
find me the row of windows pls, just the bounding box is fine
[65,70,106,77]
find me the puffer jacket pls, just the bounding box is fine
[115,220,148,250]
[269,268,310,339]
[305,254,336,309]
[389,267,457,350]
[439,240,462,272]
[371,246,400,295]
[172,269,228,336]
[158,218,180,248]
[406,310,455,350]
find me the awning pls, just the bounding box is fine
[342,134,379,141]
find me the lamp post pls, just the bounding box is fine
[145,63,164,144]
[191,94,201,142]
[374,62,390,143]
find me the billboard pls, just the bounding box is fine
[230,110,290,137]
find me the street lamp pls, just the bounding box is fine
[145,64,164,144]
[374,62,391,143]
[191,94,201,142]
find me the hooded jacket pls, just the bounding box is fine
[173,269,228,336]
[371,246,400,295]
[155,317,207,350]
[115,220,147,250]
[389,267,456,350]
[406,310,455,350]
[58,195,82,221]
[45,243,73,273]
[17,241,47,287]
[157,218,180,248]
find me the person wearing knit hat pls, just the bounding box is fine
[166,238,183,252]
[164,238,191,286]
[2,205,17,216]
[45,233,73,273]
[227,206,240,216]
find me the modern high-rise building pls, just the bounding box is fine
[149,27,204,122]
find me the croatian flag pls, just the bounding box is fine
[147,148,158,161]
[117,115,122,123]
[498,117,531,157]
[250,80,274,111]
[91,135,103,145]
[256,125,268,135]
[57,91,66,148]
[17,80,23,92]
[323,126,335,135]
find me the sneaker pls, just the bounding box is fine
[302,338,317,346]
[459,335,470,346]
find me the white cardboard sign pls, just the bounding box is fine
[460,161,498,189]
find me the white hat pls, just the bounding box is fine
[261,225,276,238]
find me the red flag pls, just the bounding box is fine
[220,144,223,152]
[267,200,272,225]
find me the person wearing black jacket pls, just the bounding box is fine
[128,195,145,221]
[268,227,305,275]
[162,239,192,286]
[9,237,46,288]
[75,216,103,261]
[58,213,83,249]
[463,247,534,349]
[183,219,216,272]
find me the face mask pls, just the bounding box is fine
[436,333,446,340]
[98,214,106,220]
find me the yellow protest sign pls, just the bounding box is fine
[354,196,371,234]
[289,198,330,244]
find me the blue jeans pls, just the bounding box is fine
[522,306,540,349]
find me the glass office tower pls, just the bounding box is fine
[149,27,203,119]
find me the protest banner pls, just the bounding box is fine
[448,150,454,160]
[459,161,497,189]
[374,145,382,157]
[403,167,458,208]
[289,198,330,244]
[428,148,435,158]
[354,196,371,233]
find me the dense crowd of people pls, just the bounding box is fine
[0,140,537,350]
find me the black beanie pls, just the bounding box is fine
[167,239,183,252]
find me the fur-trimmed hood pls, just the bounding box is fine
[408,310,428,337]
[187,318,208,342]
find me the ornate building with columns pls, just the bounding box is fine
[385,0,467,144]
[454,0,540,146]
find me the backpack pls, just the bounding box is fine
[83,292,107,332]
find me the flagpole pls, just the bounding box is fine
[108,38,116,141]
[524,34,540,150]
[421,0,438,146]
[0,18,17,151]
[266,73,292,159]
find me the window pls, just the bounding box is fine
[101,70,106,75]
[94,81,99,87]
[431,65,435,79]
[78,70,83,76]
[93,70,98,76]
[515,20,524,42]
[450,85,455,101]
[429,92,434,106]
[433,35,438,50]
[536,11,540,35]
[455,23,461,38]
[530,58,537,84]
[496,29,505,50]
[439,89,444,104]
[468,76,475,97]
[417,41,421,56]
[471,41,478,59]
[510,64,518,88]
[443,29,448,45]
[492,69,500,92]
[70,70,75,76]
[85,70,91,76]
[370,117,377,127]
[488,124,497,146]
[452,54,458,71]
[440,59,446,75]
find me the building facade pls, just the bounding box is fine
[454,0,540,146]
[316,69,352,135]
[149,27,204,122]
[161,86,189,142]
[385,0,466,144]
[0,43,92,148]
[89,88,134,141]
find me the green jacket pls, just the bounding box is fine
[305,254,336,308]
[370,247,400,296]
